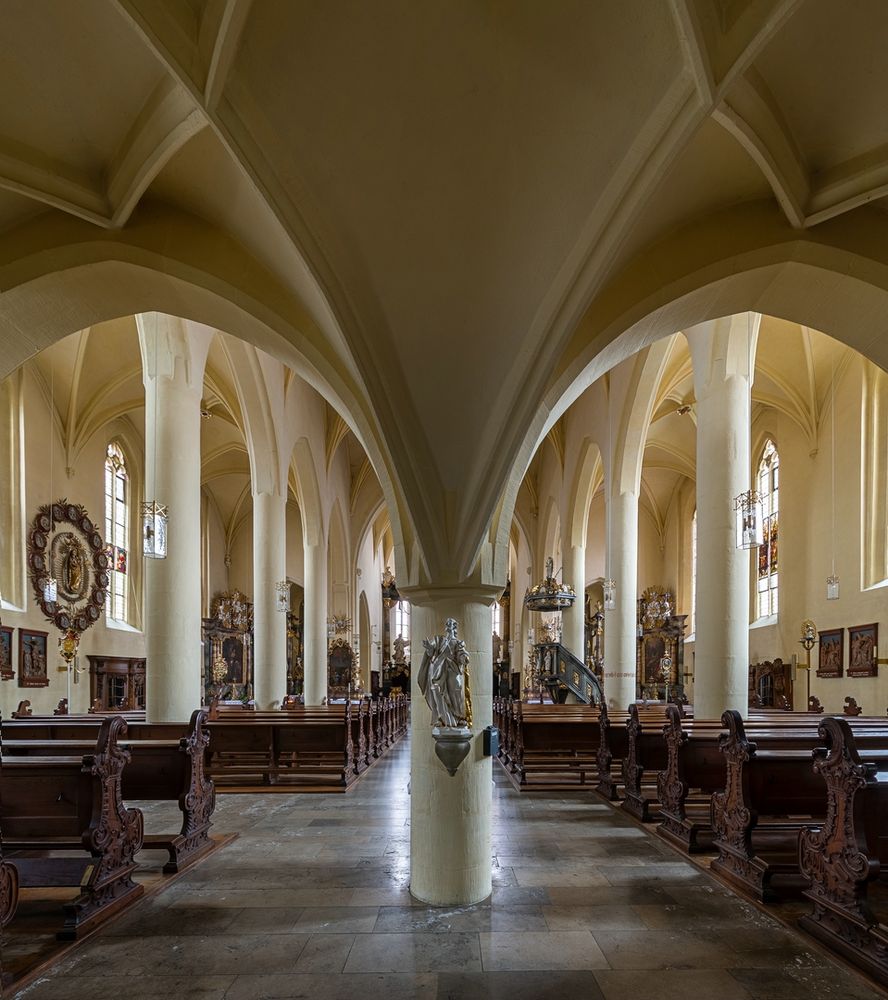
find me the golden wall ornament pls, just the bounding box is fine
[28,500,110,636]
[211,591,253,632]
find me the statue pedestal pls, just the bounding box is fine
[431,725,472,776]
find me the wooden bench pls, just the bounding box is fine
[3,709,214,873]
[1,716,144,938]
[621,703,670,821]
[709,709,888,902]
[2,697,408,791]
[798,715,888,989]
[503,702,601,789]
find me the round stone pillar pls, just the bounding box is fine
[406,587,498,906]
[252,491,287,709]
[303,541,328,705]
[693,373,752,719]
[139,315,211,724]
[686,314,758,720]
[604,490,638,711]
[561,544,585,662]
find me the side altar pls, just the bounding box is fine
[636,586,687,701]
[202,591,254,704]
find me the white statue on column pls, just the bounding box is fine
[418,617,473,775]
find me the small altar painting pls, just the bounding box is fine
[848,623,878,678]
[817,628,843,678]
[0,626,13,679]
[19,628,49,687]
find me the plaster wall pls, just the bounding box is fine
[0,365,146,717]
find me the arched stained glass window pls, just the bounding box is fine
[104,442,128,622]
[756,439,779,619]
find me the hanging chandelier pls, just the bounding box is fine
[524,557,576,613]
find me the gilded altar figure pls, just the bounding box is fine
[418,617,471,728]
[393,633,410,665]
[64,538,85,595]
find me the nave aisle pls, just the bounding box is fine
[14,737,881,1000]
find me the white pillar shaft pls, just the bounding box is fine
[252,491,287,709]
[303,542,327,705]
[604,491,638,711]
[561,544,585,661]
[409,592,494,906]
[144,374,202,723]
[694,374,751,719]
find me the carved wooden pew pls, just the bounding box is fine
[3,710,215,873]
[656,706,724,852]
[621,703,670,821]
[654,708,825,852]
[595,703,682,802]
[504,702,601,788]
[798,716,888,988]
[709,710,888,902]
[1,716,144,938]
[0,717,19,930]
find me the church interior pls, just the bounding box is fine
[3,2,888,998]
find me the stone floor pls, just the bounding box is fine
[11,736,886,999]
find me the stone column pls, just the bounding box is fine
[407,586,499,906]
[138,314,212,723]
[686,314,759,719]
[303,541,328,705]
[252,490,287,709]
[603,489,639,711]
[561,544,585,662]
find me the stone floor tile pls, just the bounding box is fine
[55,933,312,978]
[479,930,608,971]
[343,932,482,973]
[513,867,609,888]
[543,904,647,931]
[104,904,242,936]
[594,969,754,1000]
[489,886,551,906]
[727,965,884,999]
[601,863,707,885]
[222,972,438,1000]
[437,970,606,999]
[293,907,380,933]
[591,928,743,970]
[374,904,547,933]
[292,933,356,972]
[545,885,673,906]
[13,975,236,1000]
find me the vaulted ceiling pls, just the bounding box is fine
[3,0,888,583]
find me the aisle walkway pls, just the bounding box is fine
[16,737,883,1000]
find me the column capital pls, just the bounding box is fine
[137,312,213,393]
[685,312,761,398]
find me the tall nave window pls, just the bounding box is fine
[394,600,410,644]
[756,439,779,619]
[104,442,128,622]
